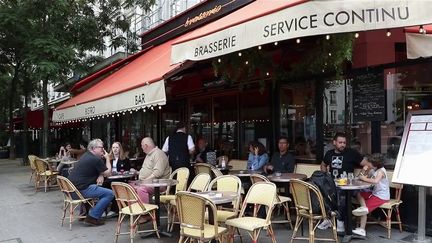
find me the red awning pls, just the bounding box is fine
[70,51,148,92]
[53,38,181,122]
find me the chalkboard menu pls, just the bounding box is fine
[352,73,385,122]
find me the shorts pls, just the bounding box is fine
[359,191,388,212]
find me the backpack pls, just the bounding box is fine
[308,170,338,214]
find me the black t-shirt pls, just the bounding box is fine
[68,151,107,190]
[323,148,363,176]
[270,152,295,173]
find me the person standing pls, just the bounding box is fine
[264,137,295,174]
[162,122,195,171]
[68,139,114,226]
[319,132,367,232]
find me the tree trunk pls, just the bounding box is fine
[8,63,20,160]
[42,78,49,157]
[22,75,29,165]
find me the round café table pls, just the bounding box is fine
[134,178,178,237]
[337,180,371,243]
[229,170,263,177]
[107,173,135,182]
[196,191,238,205]
[267,173,308,197]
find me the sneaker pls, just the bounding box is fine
[352,227,366,237]
[352,206,369,216]
[103,211,118,218]
[84,215,105,226]
[317,219,331,230]
[337,220,345,232]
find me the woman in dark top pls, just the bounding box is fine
[109,142,130,172]
[102,142,130,217]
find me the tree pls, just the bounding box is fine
[0,0,156,158]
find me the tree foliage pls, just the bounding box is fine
[0,0,156,157]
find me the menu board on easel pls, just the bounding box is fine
[393,110,432,187]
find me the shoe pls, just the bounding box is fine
[84,215,105,226]
[103,211,118,218]
[337,220,345,232]
[352,227,366,237]
[317,219,331,230]
[352,206,369,216]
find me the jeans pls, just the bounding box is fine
[80,184,114,219]
[337,188,346,221]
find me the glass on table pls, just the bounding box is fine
[332,169,339,179]
[348,173,354,185]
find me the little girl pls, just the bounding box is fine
[352,153,390,237]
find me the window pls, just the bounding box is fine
[331,110,337,124]
[330,91,337,105]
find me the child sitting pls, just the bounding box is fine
[352,153,390,237]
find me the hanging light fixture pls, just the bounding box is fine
[354,32,359,38]
[325,34,330,40]
[296,38,301,44]
[386,29,391,37]
[419,25,426,34]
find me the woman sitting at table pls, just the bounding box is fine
[247,141,269,171]
[352,153,390,237]
[57,142,85,176]
[109,142,130,173]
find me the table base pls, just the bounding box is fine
[342,234,367,243]
[140,227,173,238]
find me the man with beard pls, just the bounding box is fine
[319,132,367,232]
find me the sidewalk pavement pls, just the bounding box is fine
[0,158,414,243]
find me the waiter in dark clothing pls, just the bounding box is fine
[162,122,195,172]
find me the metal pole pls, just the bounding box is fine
[413,186,431,243]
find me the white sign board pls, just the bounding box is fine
[52,81,166,122]
[393,110,432,187]
[172,0,432,64]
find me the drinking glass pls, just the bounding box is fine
[332,169,339,179]
[348,173,354,185]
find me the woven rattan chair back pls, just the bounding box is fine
[57,175,86,201]
[34,158,49,174]
[211,167,223,177]
[188,173,211,192]
[290,179,327,217]
[172,167,190,194]
[176,191,219,238]
[239,182,276,221]
[195,163,213,175]
[250,173,269,184]
[28,155,38,170]
[111,182,147,213]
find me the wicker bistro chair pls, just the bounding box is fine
[211,167,224,178]
[250,173,293,229]
[294,163,321,178]
[28,155,38,184]
[168,173,212,232]
[176,191,227,243]
[207,175,242,224]
[289,179,338,243]
[366,170,403,239]
[56,176,94,230]
[225,182,278,243]
[34,158,59,192]
[195,163,214,175]
[111,182,159,243]
[159,167,190,230]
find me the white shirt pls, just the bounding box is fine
[162,130,195,152]
[112,158,118,172]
